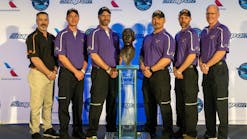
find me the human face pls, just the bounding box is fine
[152,16,165,32]
[66,12,79,27]
[36,14,49,32]
[206,5,219,26]
[98,11,111,27]
[179,15,191,29]
[122,30,134,46]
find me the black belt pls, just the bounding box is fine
[176,64,195,69]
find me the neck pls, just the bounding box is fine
[38,28,47,37]
[209,21,218,29]
[181,25,190,31]
[154,28,163,34]
[100,25,109,31]
[69,25,77,32]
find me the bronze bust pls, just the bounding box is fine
[120,28,135,65]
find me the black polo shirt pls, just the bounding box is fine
[26,28,57,70]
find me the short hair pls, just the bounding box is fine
[206,4,219,12]
[98,7,111,15]
[36,12,48,17]
[66,8,79,16]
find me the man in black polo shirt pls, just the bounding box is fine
[26,12,59,139]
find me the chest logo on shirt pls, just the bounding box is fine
[181,38,187,43]
[81,39,84,43]
[155,39,161,44]
[210,35,216,40]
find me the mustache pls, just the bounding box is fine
[41,24,47,27]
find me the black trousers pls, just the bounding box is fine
[202,61,229,139]
[142,69,173,135]
[86,67,117,137]
[175,66,199,137]
[58,67,84,135]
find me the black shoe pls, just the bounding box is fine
[174,129,183,138]
[43,128,59,138]
[31,132,42,139]
[60,132,71,139]
[72,130,86,139]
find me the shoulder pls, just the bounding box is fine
[162,31,174,41]
[26,31,38,41]
[217,24,230,33]
[57,29,69,37]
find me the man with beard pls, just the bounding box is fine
[173,9,200,139]
[199,5,231,139]
[26,12,59,139]
[140,10,175,138]
[55,9,88,139]
[86,7,120,139]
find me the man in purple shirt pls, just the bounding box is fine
[173,9,200,139]
[54,9,88,139]
[86,7,120,139]
[200,5,231,139]
[140,10,175,138]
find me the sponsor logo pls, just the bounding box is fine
[110,0,122,11]
[0,0,20,11]
[215,0,226,10]
[237,63,247,80]
[10,101,30,108]
[134,0,152,11]
[32,0,49,11]
[60,0,92,5]
[197,98,203,113]
[193,28,202,37]
[231,33,247,39]
[9,33,28,40]
[163,0,196,4]
[85,28,94,35]
[84,97,91,112]
[1,62,21,80]
[239,0,247,10]
[229,102,247,108]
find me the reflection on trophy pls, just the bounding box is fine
[120,28,135,65]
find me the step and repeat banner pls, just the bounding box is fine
[0,0,247,125]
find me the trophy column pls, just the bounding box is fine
[117,65,138,139]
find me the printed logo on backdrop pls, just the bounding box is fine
[10,101,29,108]
[134,0,152,11]
[239,0,247,10]
[60,0,92,5]
[110,0,122,11]
[237,63,247,80]
[215,0,226,10]
[231,33,247,39]
[9,33,28,40]
[0,62,21,80]
[163,0,196,4]
[193,28,202,37]
[0,0,20,11]
[229,102,247,108]
[32,0,49,11]
[197,98,203,113]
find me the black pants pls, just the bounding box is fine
[58,67,84,135]
[142,69,173,135]
[202,61,229,139]
[86,67,117,137]
[175,66,199,137]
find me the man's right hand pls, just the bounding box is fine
[74,70,84,81]
[46,71,57,80]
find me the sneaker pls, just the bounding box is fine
[31,132,42,139]
[72,130,86,139]
[86,136,97,139]
[43,128,59,138]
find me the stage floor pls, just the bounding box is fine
[0,124,246,139]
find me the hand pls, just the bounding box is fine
[47,71,56,80]
[174,70,183,79]
[142,66,152,78]
[110,68,118,78]
[74,70,84,81]
[200,63,209,74]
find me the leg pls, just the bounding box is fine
[202,73,217,138]
[183,68,199,138]
[106,77,117,132]
[214,63,229,139]
[142,77,157,134]
[86,68,109,137]
[28,69,46,134]
[58,68,73,135]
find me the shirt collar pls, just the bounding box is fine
[152,29,165,36]
[97,25,112,33]
[206,21,220,30]
[35,28,50,37]
[180,26,191,33]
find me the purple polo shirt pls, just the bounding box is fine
[174,27,200,67]
[140,29,175,67]
[87,25,120,67]
[54,27,87,69]
[200,22,230,63]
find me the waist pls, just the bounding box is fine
[176,64,196,69]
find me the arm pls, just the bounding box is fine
[150,58,171,72]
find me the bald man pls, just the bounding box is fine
[199,4,231,139]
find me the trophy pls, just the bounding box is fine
[120,28,135,65]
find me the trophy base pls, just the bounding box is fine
[104,132,150,139]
